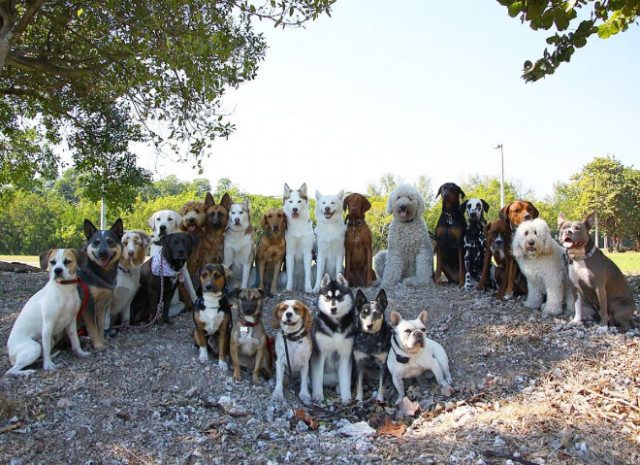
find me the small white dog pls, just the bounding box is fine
[374,184,434,287]
[387,310,452,404]
[6,249,91,376]
[271,300,313,402]
[107,230,150,329]
[313,190,346,292]
[147,209,196,314]
[283,183,315,292]
[224,199,254,289]
[512,218,575,317]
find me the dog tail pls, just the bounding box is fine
[373,251,387,284]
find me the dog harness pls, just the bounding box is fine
[150,253,183,281]
[390,335,410,364]
[57,278,90,322]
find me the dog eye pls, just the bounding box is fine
[404,329,412,334]
[50,260,56,266]
[94,239,101,245]
[63,259,71,265]
[168,218,173,221]
[524,231,528,236]
[420,327,426,332]
[156,218,161,221]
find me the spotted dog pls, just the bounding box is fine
[460,198,490,290]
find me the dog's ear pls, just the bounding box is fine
[337,190,345,204]
[498,204,511,222]
[315,190,322,201]
[435,184,444,199]
[336,273,349,288]
[355,289,367,310]
[83,219,98,240]
[228,287,241,299]
[458,187,466,199]
[386,194,394,215]
[481,199,490,213]
[262,212,269,229]
[271,302,284,329]
[511,228,524,259]
[190,234,199,251]
[343,193,351,212]
[39,249,53,271]
[542,225,554,255]
[243,198,250,212]
[584,212,596,230]
[557,212,567,229]
[417,310,428,325]
[147,213,157,231]
[299,183,308,197]
[321,273,331,289]
[283,183,291,200]
[529,203,539,219]
[111,218,124,241]
[388,311,402,328]
[222,264,234,280]
[256,288,265,299]
[459,200,468,216]
[160,233,170,248]
[301,302,314,333]
[219,193,232,211]
[376,289,388,310]
[363,195,372,213]
[205,192,215,208]
[73,249,88,269]
[138,231,151,251]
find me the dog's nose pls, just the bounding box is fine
[127,250,135,257]
[160,225,167,232]
[528,239,535,246]
[54,267,63,276]
[399,205,407,211]
[204,283,213,291]
[494,238,503,245]
[285,311,293,319]
[273,225,279,232]
[292,207,298,213]
[324,206,331,213]
[524,213,531,220]
[330,307,337,315]
[367,323,373,330]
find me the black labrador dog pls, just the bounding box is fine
[131,232,197,324]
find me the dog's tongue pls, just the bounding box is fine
[292,212,300,219]
[100,256,110,267]
[188,225,196,233]
[400,211,407,218]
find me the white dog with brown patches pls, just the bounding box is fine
[224,199,254,289]
[6,249,91,376]
[271,300,314,402]
[387,311,452,403]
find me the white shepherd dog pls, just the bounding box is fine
[313,190,346,292]
[224,199,254,289]
[283,183,315,292]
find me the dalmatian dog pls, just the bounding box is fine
[460,198,490,290]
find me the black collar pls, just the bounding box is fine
[391,335,410,364]
[282,326,308,342]
[118,264,131,274]
[346,218,365,227]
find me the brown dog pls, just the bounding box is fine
[434,183,466,286]
[476,218,527,299]
[343,193,376,287]
[192,263,232,369]
[228,288,271,383]
[255,207,286,295]
[181,192,231,278]
[558,212,635,330]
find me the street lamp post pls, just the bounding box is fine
[494,144,505,208]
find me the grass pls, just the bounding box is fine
[0,251,638,275]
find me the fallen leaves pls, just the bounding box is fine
[376,416,406,437]
[294,408,318,430]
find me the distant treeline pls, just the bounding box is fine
[1,157,638,255]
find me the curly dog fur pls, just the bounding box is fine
[374,184,433,287]
[512,218,574,317]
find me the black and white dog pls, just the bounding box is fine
[353,289,391,402]
[311,273,356,404]
[460,198,490,290]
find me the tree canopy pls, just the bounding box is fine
[498,0,640,81]
[0,0,334,193]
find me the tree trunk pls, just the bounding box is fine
[0,2,16,70]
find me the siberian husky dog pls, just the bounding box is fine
[224,199,254,289]
[311,273,356,403]
[312,190,346,293]
[283,183,315,293]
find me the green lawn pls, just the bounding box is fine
[1,251,639,275]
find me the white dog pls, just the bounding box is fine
[512,218,575,317]
[6,249,91,376]
[271,300,313,402]
[107,230,150,329]
[374,184,434,287]
[387,310,452,403]
[283,183,315,292]
[313,190,346,292]
[147,209,196,315]
[224,199,254,289]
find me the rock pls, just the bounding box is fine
[337,421,375,438]
[56,398,74,409]
[493,436,506,448]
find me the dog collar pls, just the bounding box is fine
[151,253,181,278]
[238,313,260,328]
[282,326,307,342]
[117,264,132,274]
[346,218,365,226]
[568,242,598,263]
[391,335,410,364]
[56,278,80,285]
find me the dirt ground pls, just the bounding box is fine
[1,271,639,465]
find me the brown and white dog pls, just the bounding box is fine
[6,249,90,376]
[559,212,635,330]
[192,263,232,369]
[228,288,271,383]
[256,207,286,296]
[108,230,150,329]
[343,193,376,287]
[434,183,466,286]
[271,300,313,401]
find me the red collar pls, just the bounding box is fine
[238,313,260,328]
[57,278,80,285]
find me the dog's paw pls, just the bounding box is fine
[570,316,583,325]
[232,371,241,382]
[198,353,209,364]
[218,360,228,371]
[312,392,324,403]
[304,286,314,293]
[542,307,562,318]
[75,349,91,358]
[43,361,57,371]
[271,390,285,402]
[503,292,514,301]
[299,391,311,403]
[252,374,262,385]
[440,385,453,397]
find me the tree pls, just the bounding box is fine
[498,1,640,82]
[415,174,433,209]
[460,175,521,220]
[0,1,335,186]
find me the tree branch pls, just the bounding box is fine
[6,53,95,77]
[12,0,45,39]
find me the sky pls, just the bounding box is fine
[134,0,640,199]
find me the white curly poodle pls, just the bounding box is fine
[374,184,433,287]
[512,218,574,317]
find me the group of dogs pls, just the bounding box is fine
[5,181,636,406]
